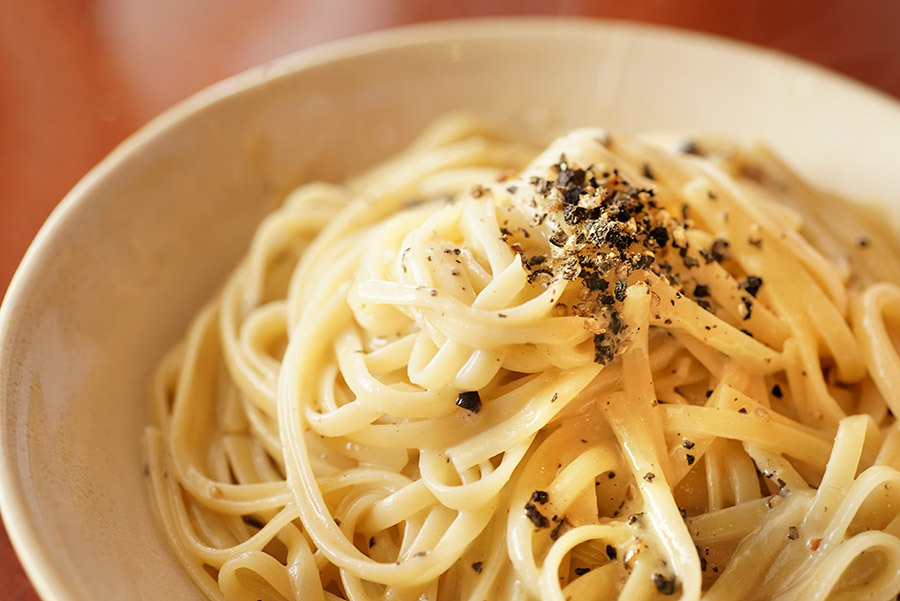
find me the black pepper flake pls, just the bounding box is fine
[563,186,584,206]
[614,279,628,302]
[738,407,747,414]
[686,454,695,465]
[593,333,616,365]
[369,537,375,548]
[683,441,695,449]
[642,162,655,180]
[653,573,678,595]
[693,284,710,297]
[696,299,716,314]
[787,526,799,540]
[471,561,483,574]
[530,490,549,505]
[607,472,616,479]
[739,275,763,297]
[632,253,655,270]
[609,311,624,335]
[563,203,587,225]
[590,221,635,252]
[584,272,609,291]
[740,296,753,320]
[772,384,783,399]
[683,255,700,269]
[528,254,546,266]
[524,503,550,529]
[705,390,713,398]
[700,557,707,571]
[456,391,482,413]
[557,167,586,188]
[550,519,565,540]
[643,472,656,482]
[548,252,572,277]
[574,567,591,576]
[600,294,616,306]
[710,239,730,262]
[647,226,669,248]
[606,544,617,560]
[856,236,871,248]
[549,230,567,247]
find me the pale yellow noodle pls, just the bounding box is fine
[145,116,900,600]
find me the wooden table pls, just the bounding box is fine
[1,1,899,598]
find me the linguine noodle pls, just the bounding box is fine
[145,115,900,600]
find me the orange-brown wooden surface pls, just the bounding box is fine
[2,1,900,599]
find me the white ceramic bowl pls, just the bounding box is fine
[4,18,900,601]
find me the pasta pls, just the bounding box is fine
[144,115,900,600]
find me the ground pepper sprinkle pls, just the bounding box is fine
[520,155,698,365]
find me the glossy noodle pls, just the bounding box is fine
[145,116,900,600]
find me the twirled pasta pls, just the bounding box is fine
[145,115,900,600]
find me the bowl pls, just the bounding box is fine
[4,18,900,601]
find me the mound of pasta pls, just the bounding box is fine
[145,116,900,601]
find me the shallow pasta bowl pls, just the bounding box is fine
[3,17,900,601]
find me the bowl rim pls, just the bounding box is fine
[2,15,900,601]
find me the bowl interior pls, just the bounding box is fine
[3,18,900,601]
